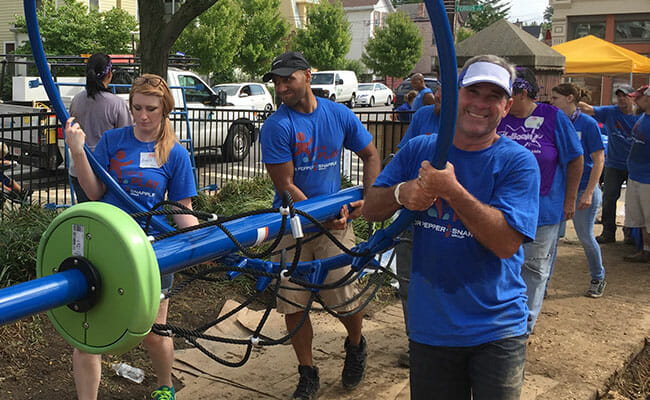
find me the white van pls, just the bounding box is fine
[310,70,359,108]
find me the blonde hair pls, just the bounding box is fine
[1,142,7,158]
[129,74,177,165]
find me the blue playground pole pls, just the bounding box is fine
[22,0,173,234]
[0,188,362,325]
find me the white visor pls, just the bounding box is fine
[459,61,512,96]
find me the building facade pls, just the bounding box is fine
[551,0,650,104]
[339,0,395,61]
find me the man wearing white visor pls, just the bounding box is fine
[363,54,540,399]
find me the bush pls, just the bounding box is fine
[0,204,57,287]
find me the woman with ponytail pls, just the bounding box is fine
[68,53,132,202]
[65,74,198,400]
[551,83,607,298]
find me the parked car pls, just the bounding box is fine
[356,83,394,107]
[393,77,440,108]
[310,70,359,108]
[212,82,275,111]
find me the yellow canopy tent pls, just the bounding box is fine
[552,35,650,74]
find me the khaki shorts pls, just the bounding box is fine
[624,179,650,230]
[272,225,359,314]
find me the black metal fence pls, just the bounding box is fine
[1,108,408,214]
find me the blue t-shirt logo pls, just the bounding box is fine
[294,131,313,162]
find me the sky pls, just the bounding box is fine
[506,0,549,24]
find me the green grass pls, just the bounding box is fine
[0,204,57,287]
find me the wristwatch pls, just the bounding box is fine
[394,182,405,205]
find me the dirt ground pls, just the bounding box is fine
[0,219,649,399]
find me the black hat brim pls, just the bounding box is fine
[263,67,302,82]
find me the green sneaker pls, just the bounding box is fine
[151,385,175,400]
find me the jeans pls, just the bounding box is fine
[573,187,605,280]
[395,229,413,335]
[409,335,527,400]
[601,167,627,235]
[521,223,561,334]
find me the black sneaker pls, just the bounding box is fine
[586,279,606,298]
[293,365,319,400]
[342,336,367,389]
[596,232,615,244]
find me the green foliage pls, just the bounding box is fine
[0,205,57,288]
[173,0,244,78]
[543,6,554,24]
[342,59,367,78]
[237,0,290,80]
[361,12,422,86]
[463,0,510,32]
[193,175,276,216]
[291,0,351,71]
[455,26,475,43]
[14,0,137,56]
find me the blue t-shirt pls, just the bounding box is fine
[412,87,433,111]
[93,126,197,235]
[260,98,372,207]
[394,102,413,122]
[397,105,440,149]
[593,105,639,170]
[373,135,540,347]
[628,113,650,184]
[498,103,583,226]
[573,112,604,191]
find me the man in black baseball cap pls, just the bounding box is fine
[262,51,310,82]
[259,49,380,399]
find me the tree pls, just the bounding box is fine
[463,0,510,32]
[173,0,244,82]
[290,0,351,70]
[14,0,137,56]
[237,0,289,80]
[361,11,422,89]
[137,0,218,77]
[541,5,554,34]
[455,26,474,43]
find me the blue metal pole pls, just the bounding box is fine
[0,269,87,325]
[154,187,363,274]
[23,0,172,234]
[0,188,361,324]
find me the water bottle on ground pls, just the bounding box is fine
[111,362,145,384]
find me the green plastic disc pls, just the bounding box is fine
[36,202,160,354]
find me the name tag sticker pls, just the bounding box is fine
[140,152,158,168]
[524,116,544,130]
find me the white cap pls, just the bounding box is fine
[459,61,512,96]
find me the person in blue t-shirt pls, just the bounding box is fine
[498,67,584,334]
[65,74,198,400]
[363,55,540,399]
[392,90,417,122]
[623,85,650,263]
[259,51,381,399]
[551,83,606,297]
[579,85,640,244]
[410,73,435,111]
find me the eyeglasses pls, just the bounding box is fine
[133,76,164,87]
